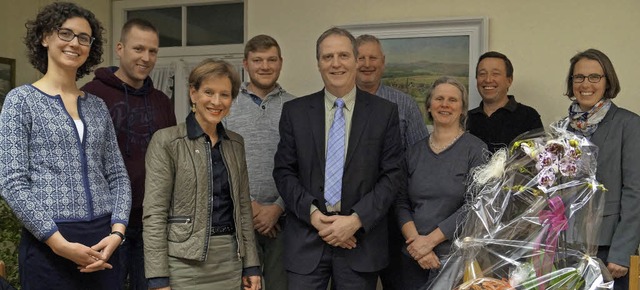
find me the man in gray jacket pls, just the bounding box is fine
[224,34,295,290]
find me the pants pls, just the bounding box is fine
[400,252,441,290]
[118,224,146,290]
[379,209,404,290]
[168,235,242,290]
[19,216,121,290]
[287,246,378,290]
[255,225,287,290]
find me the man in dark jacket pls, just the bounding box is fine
[273,27,403,290]
[81,18,176,290]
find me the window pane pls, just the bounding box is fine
[127,8,182,47]
[186,3,243,46]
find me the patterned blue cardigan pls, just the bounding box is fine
[0,85,131,241]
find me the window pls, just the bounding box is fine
[127,7,182,47]
[186,4,243,46]
[123,3,244,48]
[112,0,244,57]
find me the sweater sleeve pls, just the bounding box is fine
[396,156,414,228]
[0,87,59,241]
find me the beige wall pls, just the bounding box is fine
[3,0,639,127]
[246,0,640,128]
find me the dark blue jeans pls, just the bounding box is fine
[118,225,147,290]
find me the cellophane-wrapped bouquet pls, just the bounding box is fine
[427,121,613,290]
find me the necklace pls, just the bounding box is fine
[429,131,463,153]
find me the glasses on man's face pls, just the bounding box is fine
[55,27,94,46]
[571,74,605,83]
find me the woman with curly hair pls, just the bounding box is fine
[0,2,131,289]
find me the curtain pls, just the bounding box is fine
[149,62,176,102]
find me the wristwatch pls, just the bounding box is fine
[110,231,126,246]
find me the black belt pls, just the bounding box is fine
[210,224,235,236]
[324,211,341,216]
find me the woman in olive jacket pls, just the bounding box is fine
[143,59,260,290]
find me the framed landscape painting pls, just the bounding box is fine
[344,17,488,124]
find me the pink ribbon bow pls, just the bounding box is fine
[533,196,568,290]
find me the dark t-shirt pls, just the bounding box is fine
[467,95,543,152]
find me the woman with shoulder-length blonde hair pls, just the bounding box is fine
[396,76,487,289]
[143,59,261,290]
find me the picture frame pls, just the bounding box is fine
[343,17,488,124]
[0,57,16,110]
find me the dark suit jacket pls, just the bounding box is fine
[273,88,403,274]
[570,103,640,267]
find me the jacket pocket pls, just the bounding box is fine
[167,215,194,243]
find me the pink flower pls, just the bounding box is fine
[536,151,557,171]
[538,167,557,188]
[559,158,578,177]
[566,147,581,159]
[545,142,565,155]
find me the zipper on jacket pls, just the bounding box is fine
[201,138,213,262]
[167,216,192,224]
[219,143,242,261]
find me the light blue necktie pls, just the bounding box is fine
[324,99,345,206]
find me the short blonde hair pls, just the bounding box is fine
[188,59,241,99]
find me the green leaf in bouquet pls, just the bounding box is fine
[516,267,584,290]
[548,268,584,290]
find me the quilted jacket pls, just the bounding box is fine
[142,113,259,279]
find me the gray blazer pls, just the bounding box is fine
[570,103,640,267]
